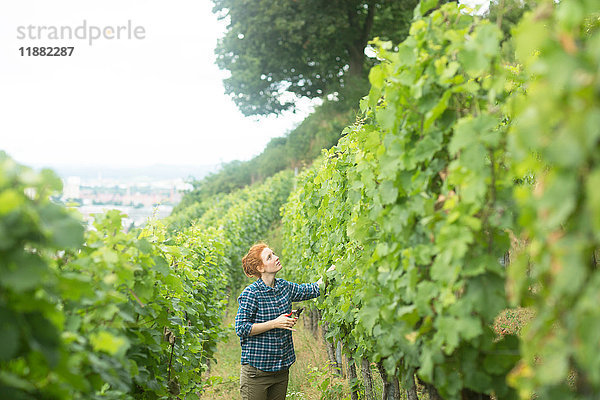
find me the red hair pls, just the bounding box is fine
[242,242,268,278]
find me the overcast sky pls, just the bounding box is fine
[0,0,489,170]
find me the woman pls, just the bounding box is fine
[234,242,333,400]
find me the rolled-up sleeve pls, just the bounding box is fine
[235,289,257,338]
[288,281,320,302]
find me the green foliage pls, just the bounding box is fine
[281,3,521,399]
[165,197,212,231]
[485,0,536,62]
[0,151,85,398]
[4,1,600,399]
[0,153,229,398]
[170,170,294,289]
[212,0,417,116]
[507,0,600,398]
[0,154,291,398]
[307,363,349,400]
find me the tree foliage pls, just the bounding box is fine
[212,0,417,115]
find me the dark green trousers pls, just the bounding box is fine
[239,364,289,400]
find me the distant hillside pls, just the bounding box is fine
[43,164,218,183]
[173,78,369,214]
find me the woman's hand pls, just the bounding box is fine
[272,314,298,331]
[249,313,298,335]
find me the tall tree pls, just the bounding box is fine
[212,0,418,116]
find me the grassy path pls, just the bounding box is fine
[200,302,347,399]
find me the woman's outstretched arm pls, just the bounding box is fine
[288,265,336,302]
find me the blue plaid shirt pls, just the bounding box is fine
[235,278,320,372]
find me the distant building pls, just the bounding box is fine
[59,175,188,229]
[63,176,81,200]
